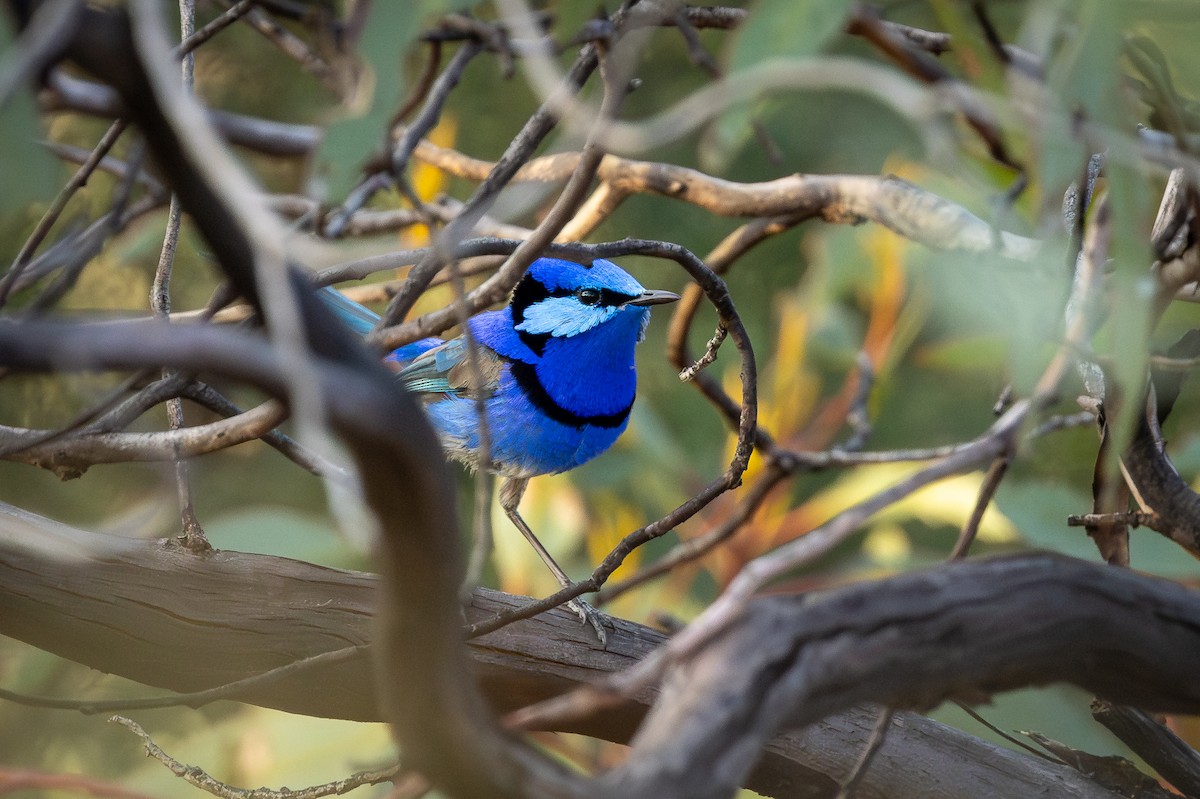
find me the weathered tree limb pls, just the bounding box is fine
[410,140,1041,260]
[0,400,285,477]
[0,503,1132,799]
[10,4,1199,799]
[42,70,322,158]
[589,555,1200,799]
[1092,701,1200,798]
[14,1,532,792]
[1120,400,1200,558]
[37,67,1043,261]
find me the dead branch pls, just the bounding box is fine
[553,555,1200,799]
[0,400,286,478]
[1091,701,1200,798]
[410,140,1040,259]
[0,502,1141,799]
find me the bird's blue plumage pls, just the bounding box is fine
[320,257,678,479]
[319,284,385,337]
[320,258,678,639]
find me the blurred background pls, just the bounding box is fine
[2,0,1200,796]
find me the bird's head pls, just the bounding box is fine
[509,258,679,344]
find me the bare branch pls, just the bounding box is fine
[1091,701,1200,798]
[111,716,401,799]
[0,505,1149,799]
[525,556,1200,799]
[0,400,287,477]
[412,139,1040,258]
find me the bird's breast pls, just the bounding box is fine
[510,360,632,430]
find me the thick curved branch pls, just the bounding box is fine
[0,504,1132,799]
[11,2,553,792]
[535,555,1200,799]
[0,312,554,799]
[1119,397,1200,557]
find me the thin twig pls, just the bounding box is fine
[835,352,875,453]
[239,5,341,94]
[390,42,482,180]
[179,382,333,477]
[847,5,1023,172]
[954,702,1067,763]
[950,455,1010,559]
[323,40,482,239]
[834,707,895,799]
[176,0,257,56]
[0,646,362,714]
[25,139,148,312]
[597,462,789,605]
[110,715,400,799]
[152,0,208,553]
[671,7,721,78]
[387,39,443,130]
[0,120,129,308]
[1067,511,1158,529]
[678,325,727,381]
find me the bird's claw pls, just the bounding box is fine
[567,597,608,646]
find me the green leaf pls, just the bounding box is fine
[311,1,477,202]
[0,16,58,220]
[995,480,1199,579]
[1039,0,1126,201]
[311,6,416,201]
[703,0,852,170]
[932,685,1138,759]
[728,0,851,72]
[204,507,356,568]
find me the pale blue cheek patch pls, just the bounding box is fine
[515,296,617,337]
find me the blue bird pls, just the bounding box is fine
[321,257,679,638]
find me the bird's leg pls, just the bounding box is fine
[499,477,608,644]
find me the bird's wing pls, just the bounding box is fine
[319,285,503,399]
[398,336,504,399]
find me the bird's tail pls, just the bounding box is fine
[317,285,380,337]
[318,284,444,365]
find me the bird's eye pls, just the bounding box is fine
[577,288,602,306]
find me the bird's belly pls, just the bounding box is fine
[425,393,628,478]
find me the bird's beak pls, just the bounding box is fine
[626,289,681,307]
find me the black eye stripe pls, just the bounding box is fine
[510,361,632,429]
[510,275,550,325]
[546,287,637,306]
[511,274,639,321]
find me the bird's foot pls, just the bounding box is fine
[567,597,608,647]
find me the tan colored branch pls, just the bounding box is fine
[413,140,1040,258]
[0,400,285,478]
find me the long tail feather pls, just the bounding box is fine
[318,285,380,336]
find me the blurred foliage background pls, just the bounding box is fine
[2,0,1200,796]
